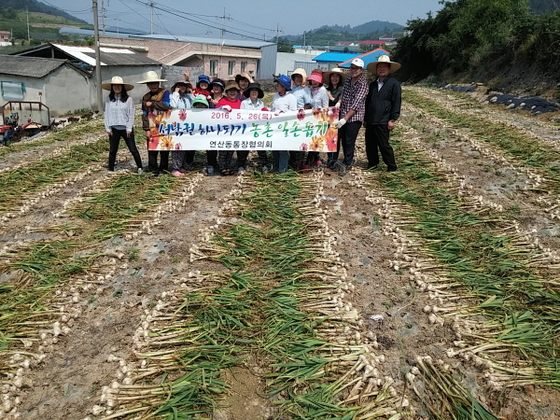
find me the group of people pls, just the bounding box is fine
[102,54,402,177]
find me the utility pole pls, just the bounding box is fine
[221,8,225,42]
[150,1,154,35]
[26,8,30,43]
[92,0,103,114]
[101,0,106,35]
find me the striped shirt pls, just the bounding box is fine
[104,96,134,132]
[340,74,368,123]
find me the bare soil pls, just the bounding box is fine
[1,87,560,419]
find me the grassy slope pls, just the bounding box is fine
[0,10,91,41]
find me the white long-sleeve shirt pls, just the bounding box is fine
[310,86,329,108]
[291,85,311,109]
[104,95,134,132]
[170,92,193,109]
[271,92,297,112]
[241,98,265,110]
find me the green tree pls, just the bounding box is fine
[393,0,537,80]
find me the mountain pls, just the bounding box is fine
[281,20,403,45]
[0,0,88,24]
[344,20,403,35]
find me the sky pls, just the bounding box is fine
[42,0,445,40]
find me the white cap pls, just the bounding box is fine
[351,58,365,69]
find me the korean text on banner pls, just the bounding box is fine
[146,108,340,151]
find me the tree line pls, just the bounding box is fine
[392,0,560,84]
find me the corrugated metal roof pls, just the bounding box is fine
[338,48,390,68]
[0,55,69,78]
[51,43,159,66]
[312,52,359,63]
[130,34,276,49]
[15,43,160,67]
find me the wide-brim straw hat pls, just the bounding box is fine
[235,72,254,85]
[367,55,401,73]
[224,81,240,92]
[137,71,167,84]
[243,82,264,99]
[291,68,307,84]
[101,76,134,91]
[323,67,348,83]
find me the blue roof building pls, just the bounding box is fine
[338,48,390,68]
[312,52,360,67]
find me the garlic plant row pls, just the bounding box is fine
[402,102,548,193]
[1,174,202,419]
[92,170,406,419]
[0,133,106,176]
[357,162,558,393]
[89,173,244,419]
[391,124,560,268]
[400,106,560,264]
[0,262,121,419]
[413,86,560,151]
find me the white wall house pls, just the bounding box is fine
[0,55,94,117]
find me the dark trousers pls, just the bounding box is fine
[306,151,320,165]
[272,151,289,173]
[257,151,269,166]
[339,121,362,166]
[236,151,249,167]
[206,150,218,167]
[171,150,196,171]
[289,151,305,170]
[148,150,169,172]
[365,124,397,171]
[108,128,142,170]
[218,151,234,170]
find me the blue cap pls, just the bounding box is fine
[274,75,292,91]
[197,75,211,86]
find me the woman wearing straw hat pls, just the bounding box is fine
[304,69,329,171]
[324,67,347,107]
[235,72,253,101]
[241,82,270,172]
[364,55,402,172]
[102,76,143,173]
[324,68,347,169]
[138,71,172,175]
[169,78,195,177]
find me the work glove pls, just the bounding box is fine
[335,118,346,129]
[221,105,232,112]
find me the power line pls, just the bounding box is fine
[120,0,276,41]
[154,7,179,40]
[228,17,279,33]
[40,1,92,14]
[117,0,168,34]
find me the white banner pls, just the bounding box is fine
[147,108,340,152]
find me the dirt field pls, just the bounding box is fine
[1,86,560,419]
